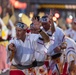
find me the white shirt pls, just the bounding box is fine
[47,26,65,55]
[30,32,52,61]
[61,37,76,66]
[65,28,76,42]
[34,35,51,61]
[7,34,39,66]
[49,61,59,75]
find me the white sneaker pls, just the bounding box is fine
[2,68,9,73]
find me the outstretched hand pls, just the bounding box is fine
[8,43,16,61]
[8,43,16,51]
[60,42,67,50]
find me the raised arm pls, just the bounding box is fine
[39,29,50,43]
[32,16,50,43]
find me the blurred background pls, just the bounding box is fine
[0,0,76,74]
[0,0,76,30]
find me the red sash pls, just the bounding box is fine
[61,62,68,75]
[10,70,25,75]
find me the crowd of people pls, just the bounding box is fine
[0,11,76,75]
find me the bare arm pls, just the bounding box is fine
[10,50,15,61]
[69,61,76,73]
[39,29,50,43]
[33,19,50,43]
[8,43,16,62]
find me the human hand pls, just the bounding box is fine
[46,12,54,25]
[33,19,41,32]
[54,46,61,53]
[8,43,16,51]
[60,42,67,50]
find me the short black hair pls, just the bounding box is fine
[32,15,40,21]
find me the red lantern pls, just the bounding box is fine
[10,0,27,9]
[53,16,57,21]
[18,2,27,9]
[10,0,15,5]
[14,1,19,8]
[55,13,60,18]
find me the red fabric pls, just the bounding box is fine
[10,70,25,75]
[62,62,68,75]
[26,29,31,33]
[61,74,68,75]
[48,69,57,75]
[48,69,52,75]
[44,60,49,67]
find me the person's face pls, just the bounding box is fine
[42,22,50,31]
[30,27,38,34]
[72,22,76,30]
[16,27,26,39]
[30,27,35,33]
[32,17,40,25]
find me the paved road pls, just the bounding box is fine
[0,70,9,75]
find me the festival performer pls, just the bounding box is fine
[65,18,76,42]
[31,15,51,75]
[61,36,76,75]
[7,21,50,75]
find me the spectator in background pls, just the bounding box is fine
[65,18,76,42]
